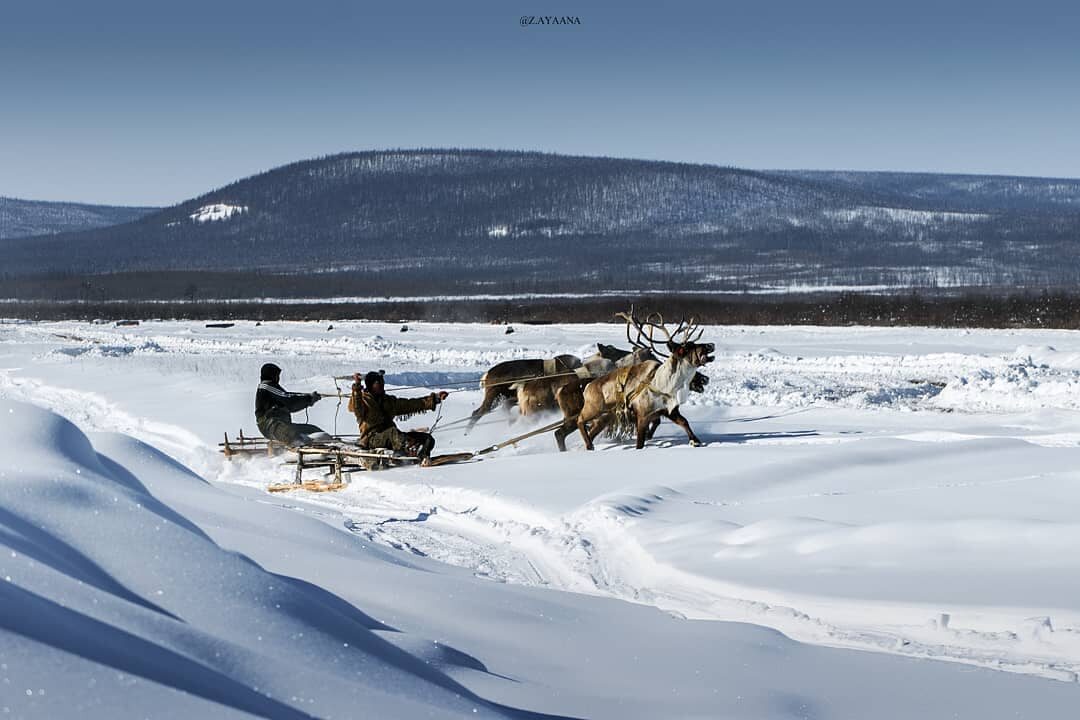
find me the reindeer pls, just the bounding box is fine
[467,353,585,430]
[551,346,656,450]
[513,344,651,418]
[574,311,714,450]
[469,345,643,430]
[552,323,711,451]
[552,351,710,451]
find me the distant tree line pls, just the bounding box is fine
[6,291,1080,329]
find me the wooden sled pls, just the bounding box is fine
[219,431,361,460]
[219,430,286,459]
[268,444,479,493]
[269,418,560,491]
[234,418,563,494]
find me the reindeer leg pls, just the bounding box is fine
[635,413,654,449]
[639,408,665,442]
[555,383,583,453]
[585,413,612,448]
[554,417,576,452]
[579,408,614,451]
[667,406,703,447]
[645,413,663,441]
[466,411,484,433]
[575,401,600,451]
[467,387,502,432]
[576,414,595,450]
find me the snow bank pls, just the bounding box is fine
[0,400,524,719]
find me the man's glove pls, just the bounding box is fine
[311,391,322,402]
[437,391,449,402]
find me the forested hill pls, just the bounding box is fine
[0,196,158,239]
[777,170,1080,213]
[3,149,1079,298]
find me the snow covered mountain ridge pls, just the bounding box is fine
[0,196,157,240]
[3,149,1079,297]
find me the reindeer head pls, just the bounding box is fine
[595,343,628,361]
[593,342,657,368]
[624,346,658,366]
[615,309,715,368]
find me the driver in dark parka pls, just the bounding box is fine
[255,363,328,447]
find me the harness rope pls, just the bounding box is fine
[332,375,343,436]
[330,367,588,393]
[432,414,481,431]
[314,360,614,444]
[315,387,471,400]
[428,399,445,434]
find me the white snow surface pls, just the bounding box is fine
[2,319,1080,718]
[826,206,990,224]
[189,203,247,223]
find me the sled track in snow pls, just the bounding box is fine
[251,467,1080,684]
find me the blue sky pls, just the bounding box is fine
[1,0,1077,205]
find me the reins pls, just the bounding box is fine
[329,367,587,393]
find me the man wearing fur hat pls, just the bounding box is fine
[350,370,449,465]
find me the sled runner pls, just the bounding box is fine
[266,480,350,493]
[266,444,479,493]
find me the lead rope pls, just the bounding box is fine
[428,398,445,434]
[329,368,585,393]
[332,376,343,436]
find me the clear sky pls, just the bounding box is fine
[2,0,1078,205]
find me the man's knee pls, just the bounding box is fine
[406,431,435,458]
[365,428,406,452]
[261,420,293,444]
[296,424,332,443]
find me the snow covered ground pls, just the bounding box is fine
[3,318,1080,718]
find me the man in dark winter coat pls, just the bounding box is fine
[350,370,448,464]
[255,363,328,447]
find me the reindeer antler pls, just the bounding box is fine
[615,309,649,351]
[677,316,704,344]
[616,307,671,358]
